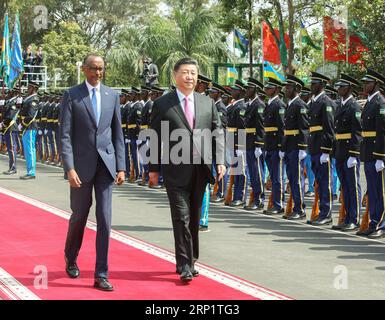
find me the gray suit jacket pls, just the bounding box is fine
[60,82,125,183]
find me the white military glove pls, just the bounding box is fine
[278,151,285,160]
[18,124,22,131]
[124,139,129,144]
[320,153,330,164]
[254,147,262,158]
[375,160,385,172]
[299,150,307,161]
[235,149,244,157]
[38,130,43,135]
[44,129,48,135]
[347,157,358,168]
[136,140,142,145]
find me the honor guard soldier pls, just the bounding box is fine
[359,69,385,238]
[45,94,57,164]
[19,81,40,179]
[138,85,153,186]
[120,89,131,179]
[263,77,286,215]
[40,93,51,162]
[227,80,247,207]
[196,74,211,95]
[127,87,143,182]
[282,75,309,220]
[2,91,19,174]
[243,77,266,211]
[53,94,62,165]
[208,82,229,202]
[300,87,312,104]
[308,72,336,225]
[331,74,362,232]
[0,93,5,151]
[35,92,46,161]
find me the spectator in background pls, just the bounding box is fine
[22,45,34,82]
[33,46,44,82]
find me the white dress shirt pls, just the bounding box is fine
[367,91,380,103]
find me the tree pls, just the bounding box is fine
[42,21,96,86]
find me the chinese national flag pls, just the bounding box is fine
[262,21,290,65]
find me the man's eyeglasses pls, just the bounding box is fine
[86,65,105,73]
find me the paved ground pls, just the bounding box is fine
[0,154,384,300]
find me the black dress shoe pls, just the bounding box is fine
[287,212,306,220]
[211,197,225,203]
[368,229,385,239]
[312,217,332,226]
[305,191,315,197]
[3,169,17,175]
[94,278,114,291]
[180,270,193,282]
[177,267,199,277]
[264,208,284,215]
[65,260,80,279]
[244,204,259,211]
[229,200,246,207]
[149,185,163,189]
[20,174,36,180]
[341,223,359,232]
[356,228,375,236]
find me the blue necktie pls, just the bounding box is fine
[91,88,99,126]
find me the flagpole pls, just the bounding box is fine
[300,24,303,73]
[261,21,264,82]
[346,8,349,67]
[322,18,325,74]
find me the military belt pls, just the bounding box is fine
[309,126,323,133]
[245,128,256,134]
[127,124,136,129]
[284,129,299,136]
[140,125,149,129]
[264,127,278,133]
[362,131,376,138]
[227,127,237,133]
[335,133,352,140]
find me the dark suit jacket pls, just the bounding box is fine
[60,82,125,182]
[149,90,224,186]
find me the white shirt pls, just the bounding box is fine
[341,95,353,106]
[268,95,279,105]
[176,89,195,119]
[232,98,244,105]
[367,91,380,103]
[312,91,325,103]
[249,96,258,105]
[288,95,300,106]
[85,80,101,124]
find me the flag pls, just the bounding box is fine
[263,61,285,82]
[262,22,290,66]
[1,13,11,86]
[301,22,321,50]
[227,67,238,85]
[324,16,368,65]
[278,20,288,67]
[8,13,24,89]
[233,29,249,58]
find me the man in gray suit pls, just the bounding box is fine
[149,57,226,283]
[60,53,125,291]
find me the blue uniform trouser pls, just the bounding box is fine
[332,158,340,196]
[365,161,385,230]
[4,130,18,170]
[129,140,140,180]
[124,141,130,178]
[233,151,247,202]
[311,153,333,219]
[336,159,361,225]
[47,129,56,161]
[138,141,149,182]
[212,160,228,199]
[285,150,306,214]
[43,132,50,160]
[200,184,210,227]
[265,150,285,210]
[36,131,44,160]
[54,127,60,162]
[246,149,265,206]
[22,129,37,176]
[304,153,315,193]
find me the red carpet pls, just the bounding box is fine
[0,187,291,300]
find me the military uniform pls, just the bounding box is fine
[360,69,385,236]
[40,95,51,162]
[20,85,40,178]
[120,89,131,178]
[263,78,286,213]
[126,87,143,181]
[244,78,266,209]
[2,96,19,173]
[282,75,309,219]
[308,72,336,223]
[333,74,362,229]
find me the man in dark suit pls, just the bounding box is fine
[60,53,126,291]
[149,57,225,282]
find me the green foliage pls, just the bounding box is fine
[42,21,97,86]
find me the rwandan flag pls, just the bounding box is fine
[227,67,238,85]
[1,13,11,86]
[8,13,24,89]
[263,61,285,82]
[234,29,249,58]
